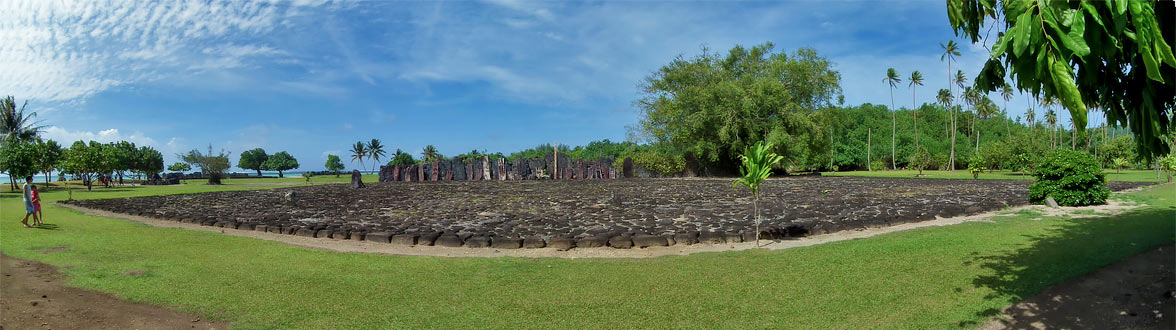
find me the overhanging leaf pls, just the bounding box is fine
[1049,57,1087,130]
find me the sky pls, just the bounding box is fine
[1,0,1106,172]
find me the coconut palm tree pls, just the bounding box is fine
[1,96,45,143]
[884,68,902,170]
[366,139,386,173]
[1000,85,1014,136]
[350,141,368,172]
[937,88,953,140]
[1042,97,1058,149]
[909,70,924,150]
[950,70,968,171]
[421,145,440,163]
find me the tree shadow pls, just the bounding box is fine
[31,223,60,230]
[961,206,1176,328]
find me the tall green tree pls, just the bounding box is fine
[950,70,969,170]
[137,146,164,179]
[909,70,924,150]
[637,43,841,172]
[167,162,191,172]
[0,138,39,191]
[884,68,902,170]
[350,141,368,172]
[387,149,415,166]
[1000,85,1014,136]
[261,151,298,178]
[181,145,231,185]
[238,148,269,176]
[367,139,386,170]
[950,0,1175,159]
[940,40,961,156]
[421,145,441,163]
[0,96,45,143]
[324,154,345,177]
[35,139,62,185]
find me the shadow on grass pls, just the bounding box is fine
[960,206,1176,328]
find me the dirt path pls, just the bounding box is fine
[0,254,229,330]
[982,245,1175,330]
[59,198,1143,259]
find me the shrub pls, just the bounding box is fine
[907,147,933,175]
[869,159,887,172]
[628,150,685,175]
[1028,150,1110,206]
[967,155,987,179]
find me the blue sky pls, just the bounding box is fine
[2,0,1103,171]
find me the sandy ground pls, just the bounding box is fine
[0,253,230,330]
[982,245,1175,330]
[58,197,1143,259]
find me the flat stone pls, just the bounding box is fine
[608,235,633,249]
[522,237,546,249]
[315,229,334,238]
[348,231,366,241]
[465,236,491,248]
[724,232,743,243]
[416,233,439,246]
[390,234,418,246]
[699,231,725,244]
[576,236,608,248]
[330,231,349,239]
[365,232,392,243]
[237,223,255,231]
[1046,197,1060,208]
[267,226,283,234]
[283,226,299,235]
[435,235,463,247]
[674,232,699,245]
[491,237,522,249]
[295,228,316,237]
[632,234,667,248]
[547,237,576,250]
[254,225,268,232]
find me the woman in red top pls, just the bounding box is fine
[30,183,42,226]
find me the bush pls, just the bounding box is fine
[1028,150,1110,206]
[627,150,685,175]
[869,160,887,172]
[967,155,987,179]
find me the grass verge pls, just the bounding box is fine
[821,169,1166,182]
[1,181,1172,329]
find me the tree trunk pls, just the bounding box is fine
[950,106,956,172]
[867,128,872,171]
[913,88,918,150]
[753,191,760,248]
[278,170,284,178]
[890,90,896,171]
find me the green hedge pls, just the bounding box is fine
[1028,150,1110,206]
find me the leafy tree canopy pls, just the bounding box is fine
[324,154,345,176]
[261,151,299,177]
[238,148,268,175]
[949,0,1175,159]
[637,43,842,171]
[167,162,192,172]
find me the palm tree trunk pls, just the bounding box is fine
[890,88,896,170]
[950,106,956,172]
[867,128,872,171]
[913,89,919,150]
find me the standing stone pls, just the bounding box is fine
[392,166,400,182]
[623,158,634,178]
[351,170,365,188]
[417,164,425,182]
[482,156,491,180]
[466,163,474,181]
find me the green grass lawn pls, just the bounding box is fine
[822,169,1167,182]
[1,180,1172,329]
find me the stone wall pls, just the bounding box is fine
[379,156,618,182]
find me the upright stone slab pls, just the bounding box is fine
[482,156,491,180]
[350,170,364,189]
[417,164,425,182]
[431,162,440,181]
[466,163,474,181]
[392,166,400,182]
[498,158,506,181]
[623,158,634,178]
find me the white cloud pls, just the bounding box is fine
[41,126,159,147]
[0,0,331,102]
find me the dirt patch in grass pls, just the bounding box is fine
[981,245,1175,330]
[0,254,229,330]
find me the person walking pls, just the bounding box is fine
[30,182,43,226]
[19,176,35,228]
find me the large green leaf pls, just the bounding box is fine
[1013,13,1031,56]
[1064,10,1090,57]
[1049,57,1087,130]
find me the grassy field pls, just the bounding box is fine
[0,179,1172,329]
[822,169,1168,182]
